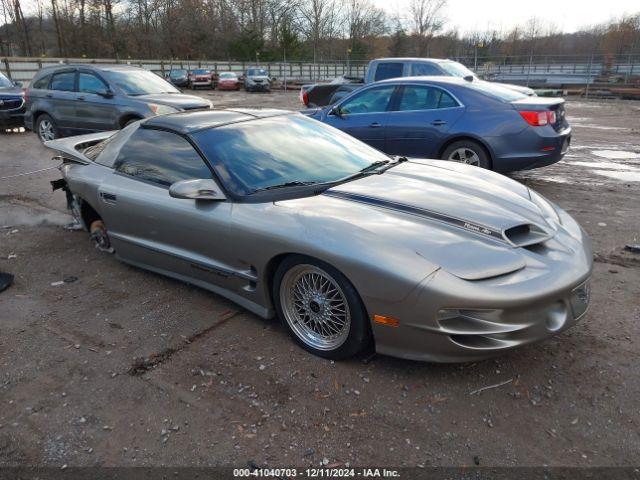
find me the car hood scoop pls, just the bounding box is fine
[325,160,555,245]
[317,160,557,280]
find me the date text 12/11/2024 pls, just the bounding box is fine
[233,468,401,477]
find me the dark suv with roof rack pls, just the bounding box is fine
[0,71,25,129]
[24,64,212,142]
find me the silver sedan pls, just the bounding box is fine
[45,109,592,362]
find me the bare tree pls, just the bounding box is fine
[407,0,446,56]
[298,0,341,65]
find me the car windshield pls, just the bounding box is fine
[247,68,267,76]
[0,72,13,88]
[220,72,236,78]
[439,61,477,79]
[465,80,527,101]
[192,69,210,75]
[105,69,179,96]
[170,70,187,77]
[192,114,390,196]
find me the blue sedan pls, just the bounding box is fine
[307,77,571,172]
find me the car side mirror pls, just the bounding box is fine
[463,75,474,82]
[100,89,114,98]
[330,106,344,118]
[14,81,23,88]
[169,179,227,201]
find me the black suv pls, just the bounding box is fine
[0,71,25,129]
[25,64,212,142]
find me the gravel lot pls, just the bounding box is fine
[0,91,639,468]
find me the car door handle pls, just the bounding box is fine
[45,94,53,98]
[100,192,117,204]
[369,122,382,128]
[77,96,86,101]
[431,120,447,126]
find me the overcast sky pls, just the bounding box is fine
[378,0,639,34]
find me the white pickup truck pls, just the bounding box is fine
[300,57,535,107]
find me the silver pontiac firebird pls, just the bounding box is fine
[45,109,593,362]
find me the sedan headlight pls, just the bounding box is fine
[148,104,180,115]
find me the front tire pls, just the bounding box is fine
[441,140,490,169]
[36,114,59,142]
[273,255,371,360]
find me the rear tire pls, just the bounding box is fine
[441,140,491,169]
[35,113,59,142]
[273,255,371,360]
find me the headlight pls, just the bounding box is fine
[148,104,179,115]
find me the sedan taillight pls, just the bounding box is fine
[519,110,556,126]
[300,88,309,106]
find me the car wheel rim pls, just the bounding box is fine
[449,147,480,166]
[280,264,351,351]
[39,120,55,141]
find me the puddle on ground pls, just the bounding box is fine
[0,202,71,227]
[569,161,637,170]
[591,150,640,160]
[592,170,640,182]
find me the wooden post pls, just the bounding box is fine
[3,58,12,80]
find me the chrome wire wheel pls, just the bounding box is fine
[448,147,480,166]
[280,264,351,351]
[38,119,56,141]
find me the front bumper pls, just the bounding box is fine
[246,82,270,91]
[0,104,26,128]
[368,225,592,362]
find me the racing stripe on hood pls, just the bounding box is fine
[323,190,505,242]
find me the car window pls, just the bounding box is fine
[0,71,14,88]
[193,114,390,196]
[465,80,527,102]
[373,63,403,81]
[411,63,443,76]
[339,86,396,114]
[50,71,75,92]
[104,69,179,96]
[397,86,460,111]
[78,72,108,95]
[113,129,212,187]
[32,74,51,89]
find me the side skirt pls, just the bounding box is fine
[116,254,275,320]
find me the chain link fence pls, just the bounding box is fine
[2,54,639,89]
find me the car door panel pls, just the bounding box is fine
[323,113,389,151]
[47,70,78,132]
[98,172,238,289]
[96,127,240,290]
[322,85,398,152]
[385,85,465,158]
[75,71,119,132]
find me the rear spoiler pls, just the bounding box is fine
[510,96,564,110]
[44,131,117,164]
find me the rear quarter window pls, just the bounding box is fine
[374,63,404,81]
[466,81,527,102]
[32,74,51,89]
[113,128,213,187]
[50,71,75,92]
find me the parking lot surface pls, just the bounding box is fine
[0,90,639,467]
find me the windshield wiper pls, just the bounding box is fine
[250,181,319,194]
[359,160,389,173]
[378,156,408,172]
